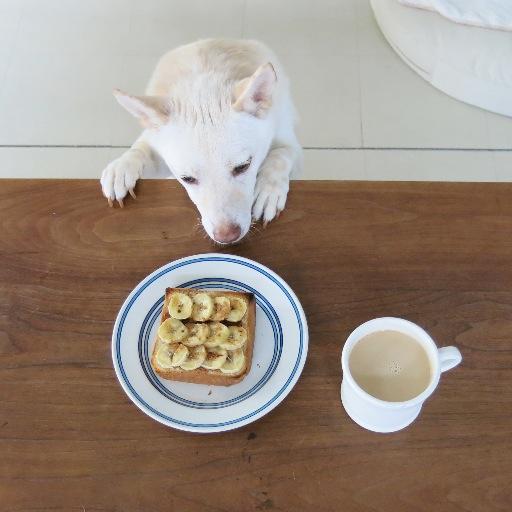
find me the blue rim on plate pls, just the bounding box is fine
[111,254,308,432]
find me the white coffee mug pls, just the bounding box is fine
[341,317,462,433]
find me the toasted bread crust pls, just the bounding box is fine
[151,288,256,386]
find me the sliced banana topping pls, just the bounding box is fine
[180,345,207,371]
[210,296,231,321]
[226,297,247,322]
[170,343,189,366]
[191,293,214,322]
[220,348,246,374]
[168,292,193,320]
[158,318,188,343]
[201,347,228,370]
[183,322,210,347]
[204,322,230,348]
[220,326,247,350]
[155,343,177,368]
[156,291,252,375]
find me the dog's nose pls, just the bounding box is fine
[213,223,242,244]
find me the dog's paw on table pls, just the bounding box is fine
[252,176,289,226]
[100,153,143,207]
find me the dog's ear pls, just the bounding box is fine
[113,89,170,129]
[233,63,276,117]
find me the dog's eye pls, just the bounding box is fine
[181,176,198,185]
[232,158,252,177]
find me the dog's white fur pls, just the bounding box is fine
[100,39,301,243]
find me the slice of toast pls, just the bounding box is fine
[151,287,256,386]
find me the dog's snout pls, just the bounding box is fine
[213,223,242,244]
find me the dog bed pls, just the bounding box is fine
[371,0,512,117]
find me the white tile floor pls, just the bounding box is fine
[0,0,510,181]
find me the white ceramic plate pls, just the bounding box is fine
[111,253,308,433]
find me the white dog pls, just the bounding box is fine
[100,38,301,244]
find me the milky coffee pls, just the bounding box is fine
[349,330,432,402]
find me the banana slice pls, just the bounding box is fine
[183,322,210,347]
[170,343,189,366]
[210,296,231,321]
[220,326,247,350]
[191,293,214,321]
[201,347,228,370]
[226,297,247,322]
[220,348,246,375]
[158,318,188,343]
[180,345,207,371]
[204,322,230,348]
[168,292,193,320]
[155,343,176,368]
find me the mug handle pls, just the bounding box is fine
[438,346,462,372]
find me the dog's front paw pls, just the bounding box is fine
[252,175,289,226]
[100,154,142,207]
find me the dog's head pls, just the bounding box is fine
[114,63,276,244]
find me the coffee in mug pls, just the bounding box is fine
[341,318,462,433]
[349,330,432,402]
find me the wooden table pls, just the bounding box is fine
[1,180,511,512]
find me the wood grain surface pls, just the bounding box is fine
[1,179,511,512]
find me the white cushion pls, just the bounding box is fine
[371,0,512,117]
[399,0,512,31]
